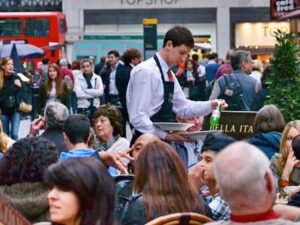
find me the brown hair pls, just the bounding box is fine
[133,141,204,221]
[253,105,286,133]
[45,63,64,98]
[123,48,141,65]
[0,57,13,90]
[277,120,300,176]
[92,104,123,136]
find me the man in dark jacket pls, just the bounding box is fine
[116,48,141,137]
[28,102,69,154]
[103,50,124,105]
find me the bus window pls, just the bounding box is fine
[24,18,49,37]
[0,18,21,36]
[59,18,66,34]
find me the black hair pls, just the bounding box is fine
[64,114,91,144]
[0,137,58,185]
[44,157,115,225]
[108,50,120,58]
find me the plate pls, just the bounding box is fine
[181,130,222,141]
[153,122,194,132]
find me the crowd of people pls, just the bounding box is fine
[1,25,300,225]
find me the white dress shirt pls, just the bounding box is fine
[109,65,119,95]
[126,53,213,140]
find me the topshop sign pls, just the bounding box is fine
[120,0,181,5]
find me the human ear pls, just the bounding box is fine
[166,40,173,49]
[265,170,274,193]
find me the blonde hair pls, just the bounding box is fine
[0,57,13,90]
[277,120,300,176]
[0,121,10,152]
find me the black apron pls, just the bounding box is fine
[130,55,176,145]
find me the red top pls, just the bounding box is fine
[60,67,75,83]
[230,209,279,223]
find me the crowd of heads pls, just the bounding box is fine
[1,25,300,225]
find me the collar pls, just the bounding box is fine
[232,70,249,76]
[156,53,169,76]
[111,61,120,70]
[230,209,278,223]
[96,135,120,152]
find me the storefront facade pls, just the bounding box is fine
[63,0,273,62]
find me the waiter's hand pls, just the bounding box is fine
[211,99,228,110]
[165,132,194,142]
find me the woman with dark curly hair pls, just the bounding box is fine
[39,63,70,112]
[92,104,129,153]
[45,157,115,225]
[0,137,58,223]
[122,141,209,225]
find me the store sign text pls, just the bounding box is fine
[120,0,181,5]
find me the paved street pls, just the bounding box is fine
[18,119,31,139]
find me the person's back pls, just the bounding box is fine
[28,102,69,155]
[59,58,74,84]
[218,71,257,111]
[60,114,99,160]
[210,50,260,111]
[0,137,58,223]
[205,53,220,83]
[207,142,300,225]
[248,105,285,159]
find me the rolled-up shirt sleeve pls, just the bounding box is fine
[173,79,212,118]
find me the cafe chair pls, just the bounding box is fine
[145,212,213,225]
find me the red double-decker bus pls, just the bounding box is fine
[0,12,67,63]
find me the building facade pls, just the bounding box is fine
[63,0,288,62]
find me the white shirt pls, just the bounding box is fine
[250,70,262,84]
[109,64,119,95]
[126,53,213,140]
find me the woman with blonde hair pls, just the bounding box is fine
[0,120,14,152]
[0,57,22,140]
[39,63,69,112]
[270,120,300,189]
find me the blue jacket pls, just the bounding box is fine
[248,131,282,159]
[59,148,99,160]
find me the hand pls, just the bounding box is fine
[273,204,300,221]
[282,151,299,180]
[165,132,194,142]
[14,79,21,88]
[188,163,208,192]
[99,150,134,174]
[28,116,44,137]
[211,99,228,110]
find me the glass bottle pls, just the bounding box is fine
[210,101,221,127]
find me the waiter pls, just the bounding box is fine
[127,26,226,145]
